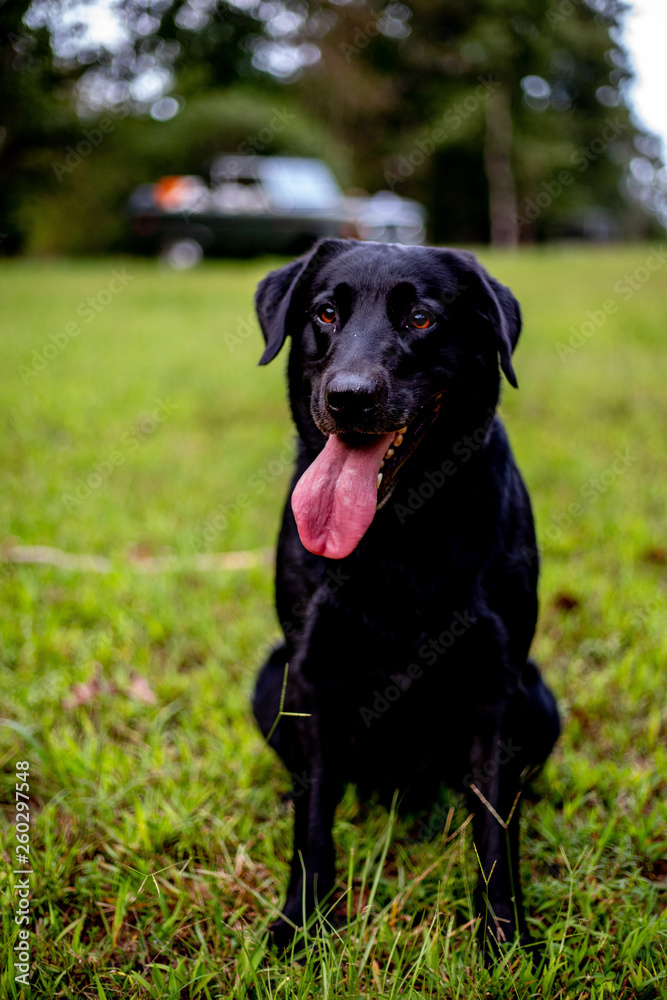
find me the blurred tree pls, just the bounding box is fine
[0,1,80,251]
[286,0,663,243]
[0,0,664,252]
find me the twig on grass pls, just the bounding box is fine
[263,662,311,747]
[1,543,273,573]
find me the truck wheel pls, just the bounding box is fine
[161,238,204,269]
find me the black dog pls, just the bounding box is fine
[252,239,560,954]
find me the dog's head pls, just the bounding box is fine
[255,238,521,560]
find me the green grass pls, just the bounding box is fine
[1,247,666,999]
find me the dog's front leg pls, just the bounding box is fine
[270,720,341,951]
[465,717,528,955]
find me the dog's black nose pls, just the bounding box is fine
[325,373,380,418]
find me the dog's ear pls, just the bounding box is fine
[473,266,522,389]
[255,258,304,366]
[440,250,522,388]
[256,239,347,366]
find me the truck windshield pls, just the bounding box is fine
[259,159,343,212]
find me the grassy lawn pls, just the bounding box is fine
[0,246,666,998]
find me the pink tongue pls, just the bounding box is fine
[292,432,394,559]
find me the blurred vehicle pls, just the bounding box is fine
[346,190,426,245]
[127,155,426,267]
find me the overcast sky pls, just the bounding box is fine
[624,0,667,152]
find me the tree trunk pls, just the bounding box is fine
[484,85,519,247]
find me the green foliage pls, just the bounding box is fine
[294,0,657,241]
[1,248,666,996]
[0,2,80,251]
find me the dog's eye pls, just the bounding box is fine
[317,305,336,324]
[410,310,433,330]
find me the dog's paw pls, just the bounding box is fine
[268,916,300,954]
[480,924,545,968]
[519,930,546,968]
